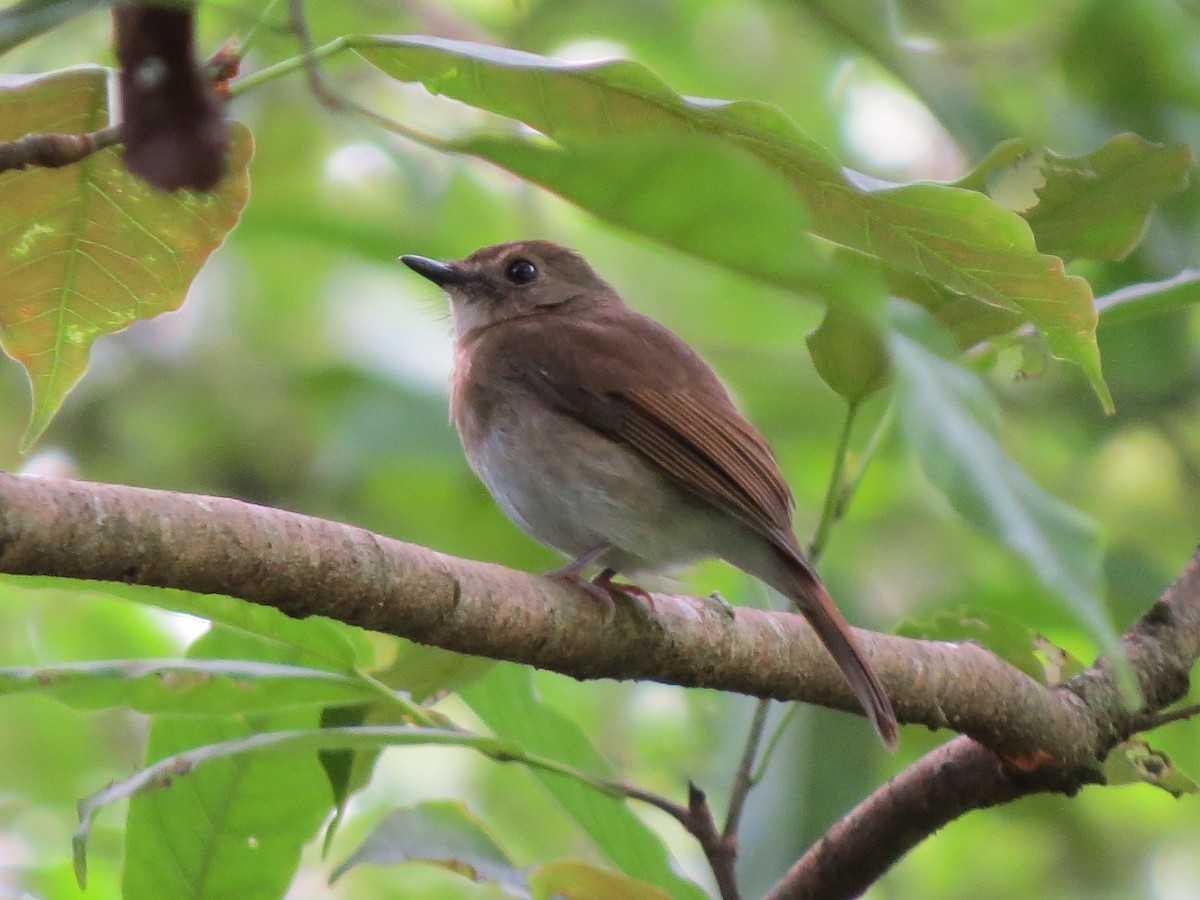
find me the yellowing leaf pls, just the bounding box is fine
[0,66,251,449]
[530,859,672,900]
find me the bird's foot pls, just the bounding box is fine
[544,546,618,619]
[545,567,617,618]
[542,548,656,620]
[591,568,658,615]
[704,591,737,621]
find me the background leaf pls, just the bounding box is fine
[0,657,377,714]
[461,665,706,900]
[529,858,673,900]
[886,302,1120,670]
[330,800,526,891]
[356,35,1110,406]
[117,627,333,900]
[957,133,1193,261]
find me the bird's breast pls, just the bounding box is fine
[451,375,729,574]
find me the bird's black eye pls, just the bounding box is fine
[504,258,538,285]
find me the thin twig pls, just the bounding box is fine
[617,780,739,900]
[0,126,122,174]
[687,783,741,900]
[286,0,344,110]
[1129,701,1200,732]
[239,0,289,56]
[751,703,802,785]
[271,10,450,151]
[807,400,861,562]
[840,398,895,512]
[724,698,772,838]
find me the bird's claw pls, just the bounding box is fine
[707,591,737,620]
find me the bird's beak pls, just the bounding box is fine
[399,255,475,286]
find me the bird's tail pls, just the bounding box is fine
[775,548,898,750]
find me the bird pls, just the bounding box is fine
[400,239,898,748]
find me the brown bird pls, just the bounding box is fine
[401,240,898,748]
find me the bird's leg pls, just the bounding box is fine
[544,544,617,610]
[544,543,609,582]
[591,567,657,613]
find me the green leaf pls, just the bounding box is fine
[461,665,706,900]
[957,133,1193,261]
[75,724,533,883]
[330,801,525,891]
[806,305,889,402]
[371,640,496,703]
[355,34,1109,408]
[318,703,378,856]
[886,302,1129,691]
[317,641,494,853]
[1097,269,1200,329]
[114,627,334,900]
[77,705,628,889]
[447,132,873,306]
[896,606,1046,682]
[0,657,377,714]
[1104,738,1200,798]
[0,67,252,449]
[529,859,673,900]
[0,0,109,55]
[1,575,378,674]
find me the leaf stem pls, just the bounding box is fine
[750,703,801,785]
[723,697,771,838]
[841,396,896,510]
[808,399,861,564]
[228,36,352,96]
[237,0,289,57]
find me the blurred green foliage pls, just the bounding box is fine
[0,0,1198,898]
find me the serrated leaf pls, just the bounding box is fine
[959,134,1193,261]
[1104,738,1200,798]
[530,859,672,900]
[0,66,251,449]
[330,801,525,891]
[0,657,377,714]
[461,665,706,900]
[886,301,1129,690]
[354,34,1109,408]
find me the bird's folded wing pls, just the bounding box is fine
[517,367,795,547]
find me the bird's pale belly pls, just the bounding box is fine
[461,404,724,575]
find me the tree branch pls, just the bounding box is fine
[3,475,1198,896]
[765,548,1200,898]
[0,473,1128,761]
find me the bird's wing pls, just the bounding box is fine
[495,310,796,545]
